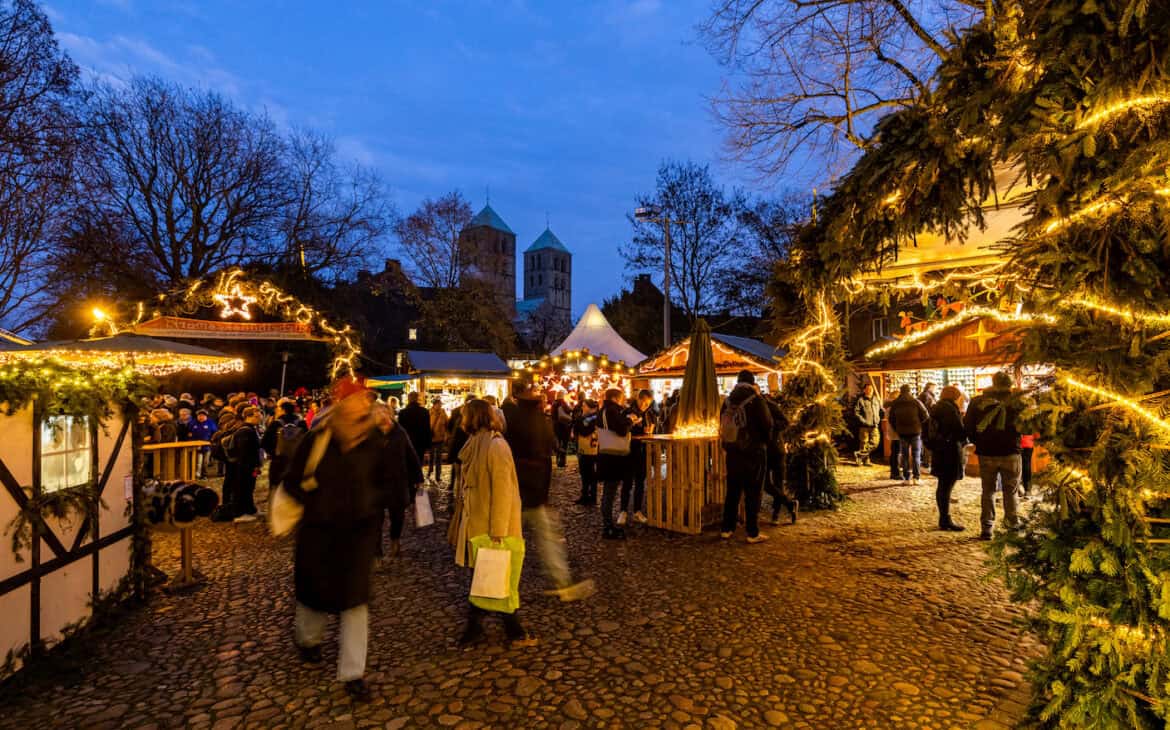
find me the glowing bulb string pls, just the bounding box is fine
[1075,94,1170,130]
[864,306,1056,360]
[1069,297,1170,329]
[1060,376,1170,436]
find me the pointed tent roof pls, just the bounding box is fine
[525,227,570,254]
[468,204,514,234]
[552,304,646,364]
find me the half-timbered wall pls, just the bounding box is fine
[0,404,135,678]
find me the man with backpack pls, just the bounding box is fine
[719,370,774,543]
[964,371,1029,540]
[263,400,308,488]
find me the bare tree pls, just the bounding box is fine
[719,192,809,316]
[623,160,745,324]
[701,0,982,181]
[279,130,393,282]
[393,191,473,289]
[519,298,571,354]
[76,76,288,289]
[0,0,79,333]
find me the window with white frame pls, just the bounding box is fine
[408,328,418,341]
[871,317,889,341]
[41,415,93,494]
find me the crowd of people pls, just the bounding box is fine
[853,372,1033,539]
[145,371,1033,700]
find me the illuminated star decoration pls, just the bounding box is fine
[964,320,998,353]
[213,284,257,320]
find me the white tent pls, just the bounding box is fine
[552,303,646,365]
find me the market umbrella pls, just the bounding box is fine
[675,318,720,427]
[2,332,245,375]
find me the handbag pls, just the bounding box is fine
[468,534,525,613]
[597,409,631,456]
[268,428,330,536]
[470,542,511,599]
[414,488,435,528]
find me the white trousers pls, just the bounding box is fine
[295,602,368,681]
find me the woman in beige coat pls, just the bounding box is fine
[453,399,533,648]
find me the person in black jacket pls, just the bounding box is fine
[445,393,476,515]
[763,394,798,524]
[964,372,1029,540]
[597,388,638,539]
[372,402,423,559]
[573,400,600,505]
[720,371,774,543]
[397,392,433,464]
[888,384,931,485]
[281,377,396,701]
[505,383,594,601]
[230,407,264,523]
[262,400,307,488]
[928,386,967,531]
[620,390,656,526]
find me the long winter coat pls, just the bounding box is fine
[928,399,966,482]
[383,423,424,513]
[453,431,523,567]
[397,402,433,455]
[282,427,392,613]
[504,398,555,509]
[430,405,449,444]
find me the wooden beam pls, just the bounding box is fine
[0,525,135,597]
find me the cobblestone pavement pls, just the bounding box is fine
[0,461,1039,729]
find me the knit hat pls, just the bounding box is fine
[331,376,368,402]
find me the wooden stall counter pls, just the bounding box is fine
[142,440,209,482]
[641,435,727,535]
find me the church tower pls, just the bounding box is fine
[522,226,572,327]
[459,203,517,316]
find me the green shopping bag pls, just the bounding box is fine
[468,534,525,614]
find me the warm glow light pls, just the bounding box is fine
[92,307,107,321]
[672,421,718,438]
[0,351,245,376]
[1061,375,1170,436]
[1076,94,1170,129]
[865,306,1055,360]
[1043,198,1123,234]
[1070,297,1170,328]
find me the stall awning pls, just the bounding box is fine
[129,316,329,341]
[639,333,784,376]
[405,350,511,376]
[552,304,646,365]
[859,315,1024,372]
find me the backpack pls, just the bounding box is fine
[924,414,943,451]
[719,394,757,450]
[275,420,307,459]
[209,427,231,463]
[221,427,246,464]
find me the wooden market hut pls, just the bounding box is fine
[635,333,785,398]
[368,350,512,411]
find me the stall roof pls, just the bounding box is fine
[711,334,784,364]
[552,304,646,365]
[405,350,511,376]
[638,333,784,376]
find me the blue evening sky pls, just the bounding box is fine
[46,0,788,317]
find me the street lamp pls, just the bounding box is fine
[635,204,676,350]
[279,351,291,397]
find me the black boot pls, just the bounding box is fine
[458,607,485,647]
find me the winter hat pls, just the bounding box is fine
[331,376,368,402]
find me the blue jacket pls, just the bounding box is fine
[188,419,218,443]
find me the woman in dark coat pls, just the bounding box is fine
[928,385,967,531]
[373,402,423,558]
[281,378,396,701]
[597,388,638,539]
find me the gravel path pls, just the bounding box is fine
[0,461,1037,729]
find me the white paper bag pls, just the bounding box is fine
[414,489,435,528]
[470,545,511,599]
[269,485,303,537]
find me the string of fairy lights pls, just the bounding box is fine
[89,269,360,379]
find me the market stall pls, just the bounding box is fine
[636,332,784,399]
[517,304,644,402]
[370,351,511,412]
[859,306,1053,472]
